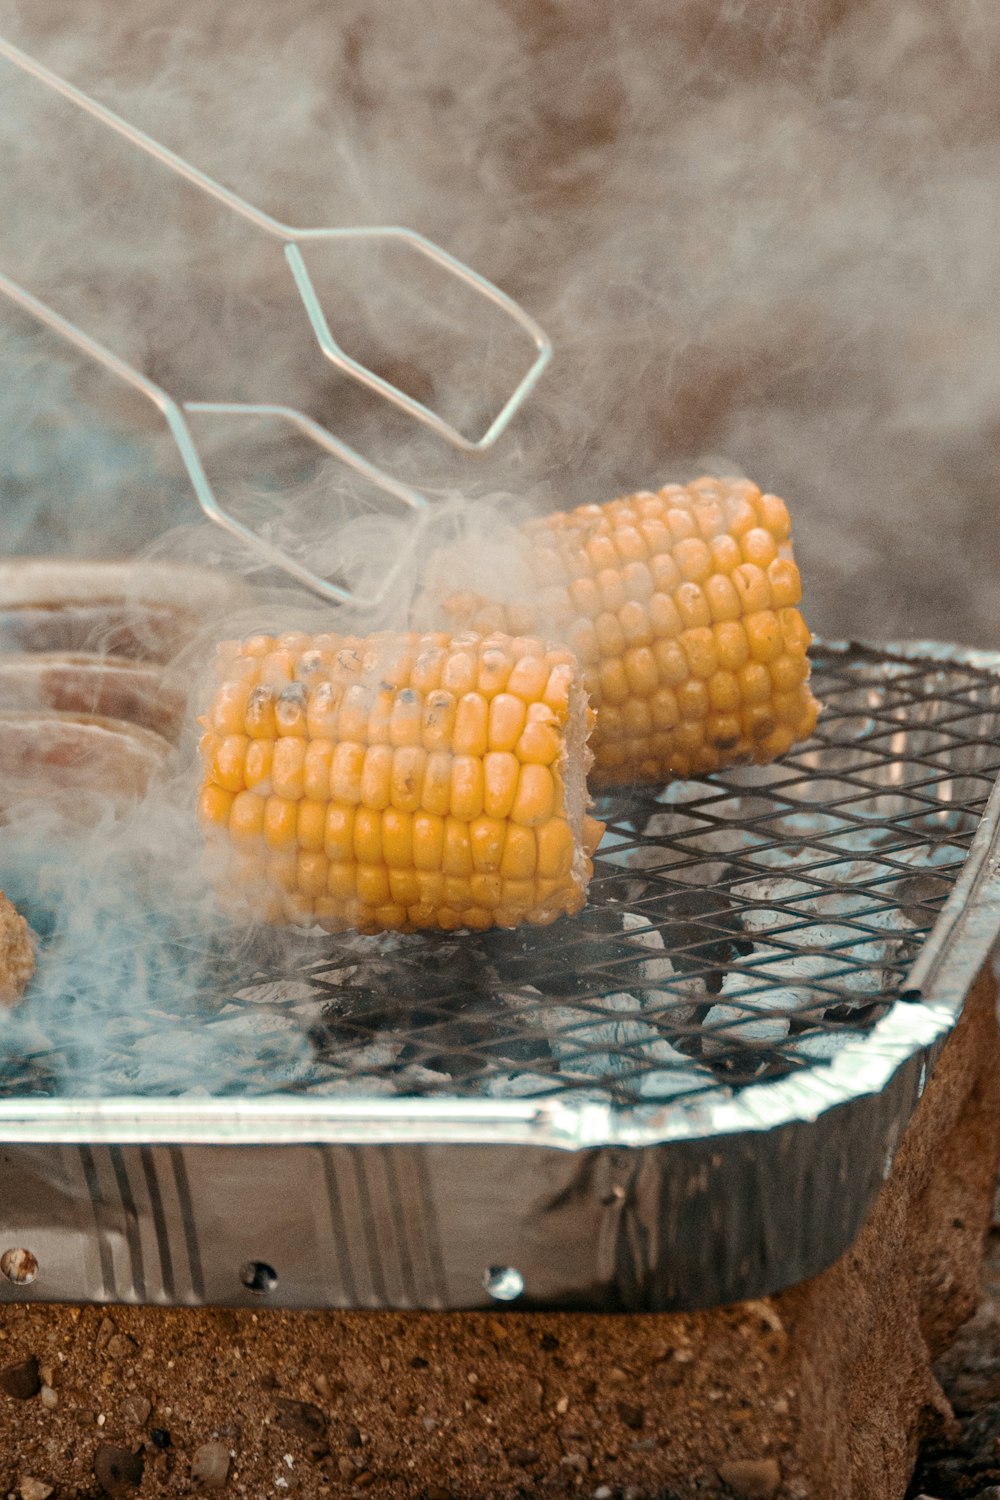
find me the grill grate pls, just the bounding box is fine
[3,643,1000,1104]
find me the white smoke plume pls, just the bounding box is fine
[0,0,997,641]
[0,0,998,1096]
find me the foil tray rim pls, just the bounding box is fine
[1,636,998,1153]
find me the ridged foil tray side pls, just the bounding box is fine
[0,639,998,1312]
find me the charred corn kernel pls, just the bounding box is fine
[423,690,457,751]
[477,646,513,696]
[200,630,596,932]
[422,750,453,817]
[389,689,422,748]
[275,684,308,736]
[245,685,277,740]
[430,477,817,786]
[306,682,340,739]
[391,746,427,812]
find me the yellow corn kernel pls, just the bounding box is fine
[501,824,536,879]
[383,810,413,869]
[212,680,253,735]
[537,818,574,879]
[357,864,391,907]
[211,734,249,793]
[263,796,298,849]
[198,783,234,827]
[303,740,334,801]
[201,628,595,933]
[470,872,502,908]
[297,799,327,852]
[515,717,562,766]
[391,746,427,813]
[230,786,265,846]
[325,804,355,864]
[506,654,549,702]
[244,740,273,793]
[297,850,329,899]
[454,692,489,757]
[441,649,477,697]
[745,611,783,664]
[330,742,365,804]
[271,737,306,801]
[413,812,445,871]
[442,818,473,876]
[511,763,555,827]
[470,814,506,872]
[353,807,383,865]
[422,750,453,818]
[386,870,420,907]
[327,862,357,900]
[450,755,485,821]
[488,693,527,752]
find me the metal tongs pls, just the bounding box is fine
[0,36,551,605]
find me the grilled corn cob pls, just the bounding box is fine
[198,630,603,934]
[435,478,819,784]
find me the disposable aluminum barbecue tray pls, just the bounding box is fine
[1,637,1000,1314]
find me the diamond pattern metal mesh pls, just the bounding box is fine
[2,643,999,1104]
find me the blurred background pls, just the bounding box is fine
[0,0,997,645]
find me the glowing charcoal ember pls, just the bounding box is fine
[198,630,603,935]
[428,478,819,785]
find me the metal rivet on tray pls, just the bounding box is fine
[0,1248,38,1285]
[483,1265,524,1301]
[239,1260,278,1294]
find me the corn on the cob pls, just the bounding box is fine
[198,630,603,934]
[436,478,819,784]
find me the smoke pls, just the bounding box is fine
[0,0,998,1094]
[0,0,996,637]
